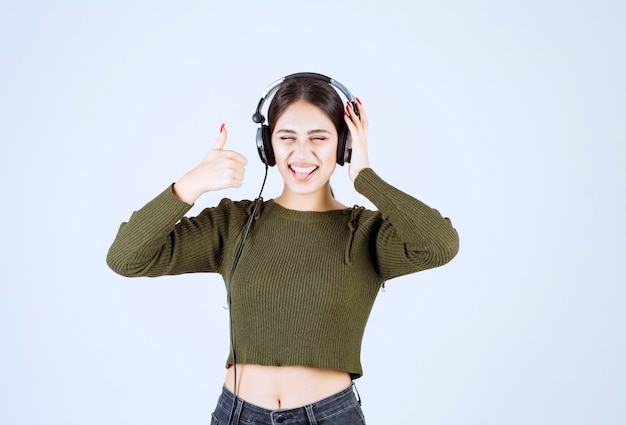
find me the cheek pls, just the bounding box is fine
[320,142,339,159]
[271,141,289,159]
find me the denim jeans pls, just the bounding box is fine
[210,383,366,425]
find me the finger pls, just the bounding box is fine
[229,175,245,188]
[344,110,356,132]
[344,103,364,132]
[220,150,249,166]
[345,101,362,126]
[224,164,246,188]
[346,99,368,129]
[355,98,368,126]
[344,109,358,133]
[211,123,228,150]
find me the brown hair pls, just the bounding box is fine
[267,76,347,140]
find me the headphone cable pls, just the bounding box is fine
[226,163,269,424]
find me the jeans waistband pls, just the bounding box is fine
[217,383,360,424]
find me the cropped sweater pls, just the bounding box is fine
[107,168,459,379]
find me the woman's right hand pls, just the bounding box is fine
[173,124,248,204]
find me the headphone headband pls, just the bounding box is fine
[252,72,356,124]
[252,72,357,166]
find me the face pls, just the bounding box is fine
[271,100,339,197]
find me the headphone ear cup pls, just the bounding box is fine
[336,126,351,165]
[256,125,275,166]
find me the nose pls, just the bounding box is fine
[294,140,309,158]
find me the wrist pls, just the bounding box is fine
[173,173,201,205]
[349,162,370,182]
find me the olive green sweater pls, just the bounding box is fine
[107,168,459,378]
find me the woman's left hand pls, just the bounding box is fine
[344,98,370,182]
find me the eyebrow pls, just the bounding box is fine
[275,129,332,135]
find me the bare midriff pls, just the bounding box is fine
[224,364,352,410]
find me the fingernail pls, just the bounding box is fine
[346,101,352,108]
[344,111,350,117]
[356,97,362,105]
[220,123,225,133]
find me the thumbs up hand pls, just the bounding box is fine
[173,124,248,204]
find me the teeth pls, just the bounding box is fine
[291,166,317,173]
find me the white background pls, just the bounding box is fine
[1,1,624,424]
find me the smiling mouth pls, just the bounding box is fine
[289,165,318,181]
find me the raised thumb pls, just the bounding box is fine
[211,123,228,150]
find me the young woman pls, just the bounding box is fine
[107,74,459,425]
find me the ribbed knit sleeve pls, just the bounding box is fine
[354,168,459,280]
[106,185,246,278]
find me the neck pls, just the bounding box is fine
[274,185,346,212]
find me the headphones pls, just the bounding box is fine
[252,72,358,167]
